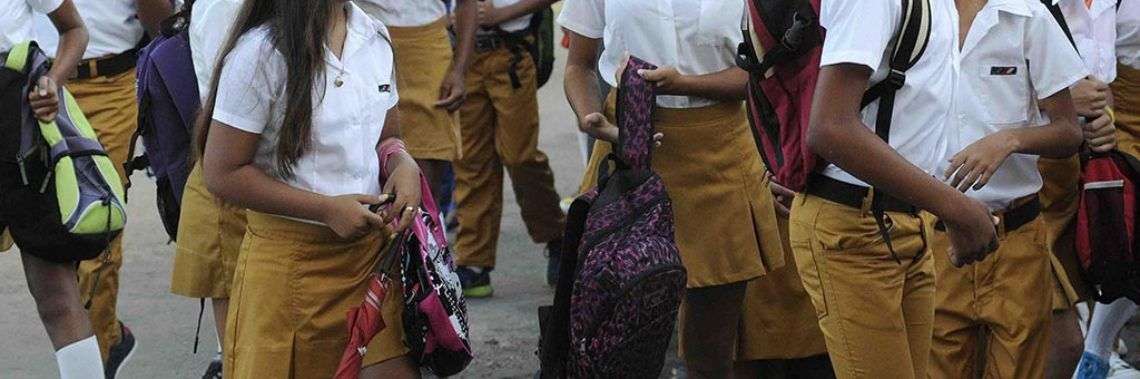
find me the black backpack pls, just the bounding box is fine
[496,7,555,89]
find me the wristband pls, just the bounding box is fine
[378,138,407,181]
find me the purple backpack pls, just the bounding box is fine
[539,57,686,378]
[131,12,198,240]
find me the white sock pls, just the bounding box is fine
[1085,298,1139,358]
[55,336,104,379]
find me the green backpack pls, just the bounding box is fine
[4,42,126,237]
[497,6,555,89]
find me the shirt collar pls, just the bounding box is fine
[988,0,1033,18]
[328,2,383,68]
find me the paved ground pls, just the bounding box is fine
[0,34,604,378]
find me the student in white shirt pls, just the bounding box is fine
[198,1,423,377]
[452,0,566,298]
[2,2,97,378]
[1074,1,1140,377]
[33,2,172,375]
[174,1,244,377]
[561,0,790,376]
[928,1,1085,377]
[357,0,476,209]
[793,0,1000,376]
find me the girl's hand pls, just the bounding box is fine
[321,194,386,239]
[579,113,619,143]
[28,76,60,122]
[476,0,506,28]
[381,157,423,233]
[638,67,688,96]
[1084,112,1117,153]
[768,173,796,218]
[1071,77,1109,118]
[945,131,1016,192]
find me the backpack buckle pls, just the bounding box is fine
[884,69,907,90]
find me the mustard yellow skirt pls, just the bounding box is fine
[170,164,247,299]
[223,211,407,378]
[390,18,462,161]
[580,94,784,288]
[737,213,827,360]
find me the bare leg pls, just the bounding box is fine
[211,298,229,349]
[21,252,95,350]
[1047,307,1084,379]
[416,159,450,208]
[360,355,421,379]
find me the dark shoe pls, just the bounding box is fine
[457,266,493,298]
[546,240,562,287]
[202,355,222,379]
[104,322,137,379]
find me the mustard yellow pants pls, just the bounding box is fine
[1038,155,1086,311]
[789,193,935,379]
[68,69,138,359]
[224,212,407,378]
[170,164,247,299]
[929,216,1052,379]
[453,45,564,268]
[389,18,461,162]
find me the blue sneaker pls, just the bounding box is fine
[1077,351,1111,379]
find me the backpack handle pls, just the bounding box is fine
[614,57,658,170]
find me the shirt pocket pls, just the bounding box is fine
[978,61,1031,125]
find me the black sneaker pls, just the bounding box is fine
[546,240,562,287]
[104,322,137,379]
[202,355,222,379]
[457,266,493,298]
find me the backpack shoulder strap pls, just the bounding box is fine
[1042,0,1079,52]
[859,0,932,142]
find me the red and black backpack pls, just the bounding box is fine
[736,0,932,192]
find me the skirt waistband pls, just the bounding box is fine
[245,211,389,244]
[387,17,449,40]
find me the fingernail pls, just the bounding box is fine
[637,69,646,76]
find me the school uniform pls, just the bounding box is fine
[560,0,786,371]
[170,0,247,302]
[1042,0,1120,312]
[928,2,1086,377]
[358,0,461,161]
[786,0,957,376]
[453,0,565,269]
[32,0,146,359]
[210,4,406,376]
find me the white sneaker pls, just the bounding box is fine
[1109,353,1140,379]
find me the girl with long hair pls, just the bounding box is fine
[197,0,422,377]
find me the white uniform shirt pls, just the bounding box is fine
[190,0,241,100]
[356,0,448,27]
[1,0,62,53]
[953,0,1087,210]
[1061,0,1118,82]
[557,0,746,108]
[212,2,399,203]
[34,0,143,59]
[817,0,958,187]
[1118,0,1140,69]
[483,0,534,34]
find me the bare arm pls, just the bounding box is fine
[639,66,749,102]
[946,89,1083,192]
[563,31,617,142]
[436,0,479,112]
[136,0,174,37]
[484,0,558,25]
[45,0,87,83]
[809,63,997,265]
[376,109,423,232]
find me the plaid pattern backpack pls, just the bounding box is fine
[538,56,686,378]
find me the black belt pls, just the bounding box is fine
[76,47,139,79]
[805,174,918,214]
[935,196,1040,234]
[474,34,506,53]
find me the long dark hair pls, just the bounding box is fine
[194,0,339,178]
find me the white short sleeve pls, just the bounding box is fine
[27,0,63,14]
[558,0,605,39]
[1026,8,1088,99]
[819,0,898,70]
[212,30,283,134]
